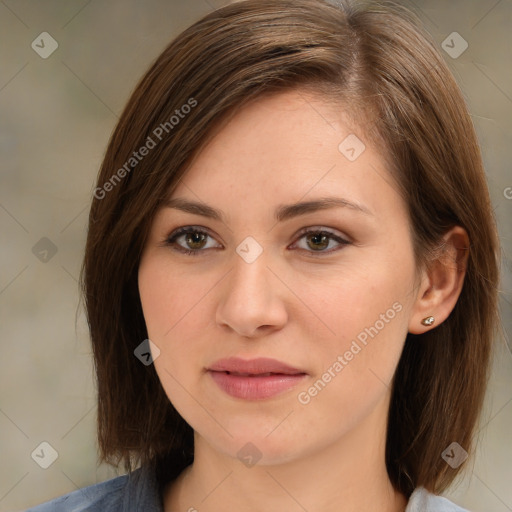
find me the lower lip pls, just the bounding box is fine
[208,371,307,400]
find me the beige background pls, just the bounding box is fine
[0,0,511,510]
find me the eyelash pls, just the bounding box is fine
[163,225,351,257]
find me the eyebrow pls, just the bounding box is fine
[163,196,372,223]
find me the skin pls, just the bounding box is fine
[138,90,468,512]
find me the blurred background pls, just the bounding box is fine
[0,0,510,510]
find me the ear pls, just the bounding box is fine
[408,226,469,334]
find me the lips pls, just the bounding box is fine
[207,357,305,376]
[225,372,276,377]
[207,357,307,400]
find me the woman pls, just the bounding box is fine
[27,0,500,510]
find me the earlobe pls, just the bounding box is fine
[420,315,435,326]
[408,226,469,334]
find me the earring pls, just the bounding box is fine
[421,316,435,326]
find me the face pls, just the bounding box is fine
[138,90,419,465]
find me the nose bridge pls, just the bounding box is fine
[230,246,269,295]
[228,240,273,305]
[216,239,288,336]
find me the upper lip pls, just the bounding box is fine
[207,357,306,375]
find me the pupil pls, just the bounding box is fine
[184,232,330,251]
[186,232,206,249]
[307,233,328,250]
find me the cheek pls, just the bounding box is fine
[308,255,414,389]
[138,255,214,341]
[290,272,411,446]
[308,261,411,342]
[138,257,213,421]
[138,255,218,400]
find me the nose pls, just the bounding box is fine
[215,248,288,338]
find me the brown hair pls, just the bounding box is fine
[81,0,500,496]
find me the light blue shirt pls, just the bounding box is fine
[25,465,469,511]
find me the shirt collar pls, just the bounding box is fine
[122,464,164,511]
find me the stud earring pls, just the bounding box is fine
[421,316,435,326]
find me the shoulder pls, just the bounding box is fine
[406,487,470,512]
[24,465,163,511]
[24,473,128,512]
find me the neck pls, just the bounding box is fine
[164,398,407,512]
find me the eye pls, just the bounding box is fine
[290,227,351,255]
[163,226,351,256]
[164,226,222,255]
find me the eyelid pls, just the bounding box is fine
[161,225,222,250]
[162,225,351,255]
[292,225,351,244]
[289,226,351,255]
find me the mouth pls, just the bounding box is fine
[222,371,292,377]
[207,357,307,400]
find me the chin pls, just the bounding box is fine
[197,417,312,467]
[226,436,305,467]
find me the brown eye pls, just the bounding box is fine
[305,232,330,251]
[165,226,222,255]
[291,228,351,255]
[184,232,208,250]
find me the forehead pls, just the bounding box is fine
[168,90,402,220]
